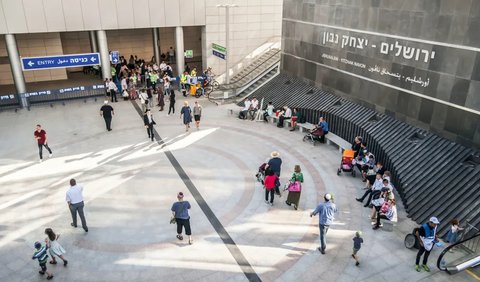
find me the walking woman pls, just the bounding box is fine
[44,228,68,266]
[180,101,192,132]
[193,101,202,130]
[171,192,193,244]
[167,89,175,116]
[285,165,304,210]
[157,87,165,111]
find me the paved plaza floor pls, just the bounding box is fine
[0,96,475,281]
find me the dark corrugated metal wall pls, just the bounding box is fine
[244,73,480,234]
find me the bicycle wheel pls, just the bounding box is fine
[212,80,220,88]
[195,88,204,98]
[204,85,213,94]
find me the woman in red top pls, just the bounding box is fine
[34,124,53,162]
[264,170,278,206]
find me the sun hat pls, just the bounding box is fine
[429,217,440,224]
[324,193,332,201]
[270,151,280,158]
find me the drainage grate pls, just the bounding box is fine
[462,154,480,168]
[407,132,426,144]
[367,114,381,124]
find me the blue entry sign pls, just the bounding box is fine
[213,50,226,60]
[110,51,119,64]
[21,53,101,71]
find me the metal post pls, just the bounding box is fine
[218,4,237,85]
[152,28,160,64]
[175,26,184,75]
[96,30,111,80]
[5,34,27,106]
[89,31,98,53]
[225,6,230,84]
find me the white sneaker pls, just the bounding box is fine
[39,159,43,163]
[265,201,269,205]
[49,153,53,158]
[166,114,170,116]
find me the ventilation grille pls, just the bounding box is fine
[462,154,480,168]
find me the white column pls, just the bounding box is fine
[152,28,160,64]
[201,26,207,71]
[96,30,111,80]
[5,34,26,95]
[175,26,184,76]
[225,5,230,84]
[89,31,98,53]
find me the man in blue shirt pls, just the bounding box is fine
[319,117,329,143]
[310,193,337,254]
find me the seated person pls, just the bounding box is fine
[373,198,397,229]
[239,98,251,120]
[277,106,292,128]
[318,117,329,143]
[289,108,302,131]
[249,97,259,120]
[263,102,275,122]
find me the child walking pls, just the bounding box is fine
[32,241,54,280]
[264,170,278,206]
[352,231,364,266]
[446,219,464,252]
[45,228,68,266]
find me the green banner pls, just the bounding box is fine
[212,43,226,53]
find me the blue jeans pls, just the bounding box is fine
[319,224,329,251]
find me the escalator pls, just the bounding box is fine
[437,223,480,275]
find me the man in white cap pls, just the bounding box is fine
[414,217,440,272]
[310,193,338,254]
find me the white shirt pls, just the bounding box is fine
[284,108,292,118]
[66,185,84,204]
[266,105,274,116]
[243,100,251,111]
[121,78,127,90]
[251,99,259,110]
[160,63,167,71]
[108,81,117,91]
[139,91,148,103]
[372,178,383,191]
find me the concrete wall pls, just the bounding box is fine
[282,0,480,148]
[205,0,283,82]
[0,0,206,34]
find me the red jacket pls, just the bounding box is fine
[264,175,278,190]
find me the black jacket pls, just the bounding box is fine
[143,114,156,126]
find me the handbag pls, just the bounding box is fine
[169,217,176,224]
[288,181,302,192]
[380,202,389,213]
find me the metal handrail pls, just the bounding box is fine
[219,49,281,90]
[437,226,480,273]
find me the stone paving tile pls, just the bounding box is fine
[0,98,476,281]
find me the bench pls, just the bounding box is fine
[297,122,315,132]
[381,219,397,232]
[325,132,352,152]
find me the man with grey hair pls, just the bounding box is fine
[66,179,88,232]
[310,193,337,254]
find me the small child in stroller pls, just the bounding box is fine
[256,162,268,185]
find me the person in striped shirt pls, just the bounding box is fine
[32,241,54,280]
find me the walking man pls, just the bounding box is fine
[66,179,88,232]
[34,124,53,163]
[310,193,337,254]
[143,109,156,141]
[415,217,440,272]
[168,89,175,116]
[100,100,114,131]
[108,79,118,102]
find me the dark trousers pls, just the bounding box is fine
[104,116,112,130]
[265,189,275,203]
[359,189,373,205]
[375,213,388,227]
[69,201,88,230]
[168,103,175,114]
[263,112,269,122]
[146,124,154,140]
[110,90,117,102]
[277,116,290,127]
[37,143,52,159]
[415,246,431,265]
[320,132,327,143]
[176,218,191,235]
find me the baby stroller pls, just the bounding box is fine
[255,163,267,185]
[303,127,324,145]
[337,149,356,177]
